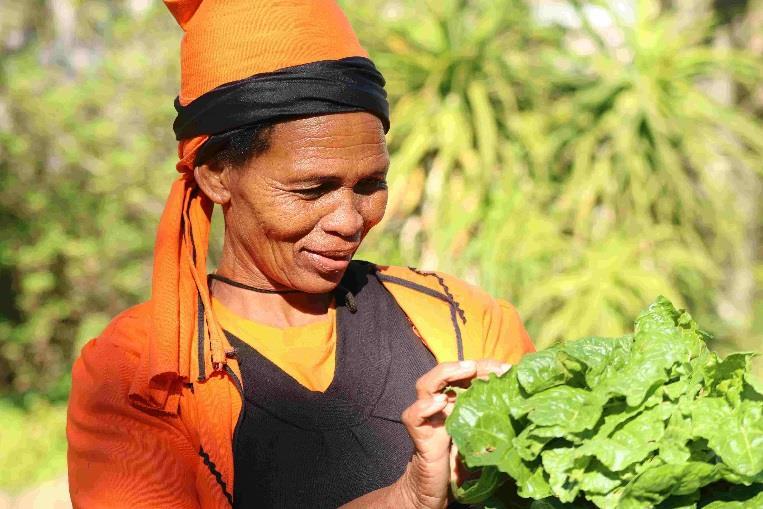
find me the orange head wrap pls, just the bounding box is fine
[129,0,375,413]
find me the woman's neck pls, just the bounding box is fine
[211,255,334,329]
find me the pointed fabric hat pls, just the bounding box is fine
[129,0,389,413]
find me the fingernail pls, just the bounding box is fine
[459,360,476,370]
[433,393,447,403]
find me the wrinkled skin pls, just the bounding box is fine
[195,111,390,296]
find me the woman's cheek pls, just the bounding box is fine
[258,199,320,241]
[364,191,388,231]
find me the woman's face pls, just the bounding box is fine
[210,112,389,293]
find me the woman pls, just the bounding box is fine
[66,1,535,508]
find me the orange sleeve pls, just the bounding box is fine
[67,332,200,509]
[378,265,535,364]
[480,298,535,365]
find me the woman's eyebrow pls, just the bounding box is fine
[285,174,342,186]
[287,166,388,184]
[366,168,389,178]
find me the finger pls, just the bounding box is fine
[401,394,449,429]
[450,441,460,482]
[415,361,478,399]
[440,360,512,392]
[450,442,481,487]
[474,359,512,379]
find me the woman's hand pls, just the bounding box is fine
[396,359,511,509]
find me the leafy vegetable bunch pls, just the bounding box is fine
[446,297,763,508]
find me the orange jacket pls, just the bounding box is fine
[67,265,534,508]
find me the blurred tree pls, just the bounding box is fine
[527,0,762,344]
[0,0,180,397]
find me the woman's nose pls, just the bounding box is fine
[320,191,364,240]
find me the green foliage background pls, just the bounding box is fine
[0,0,761,493]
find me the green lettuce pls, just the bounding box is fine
[446,297,763,508]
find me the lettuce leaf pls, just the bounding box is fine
[446,297,763,508]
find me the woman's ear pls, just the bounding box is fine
[194,164,232,205]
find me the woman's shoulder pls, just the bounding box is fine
[73,301,153,380]
[374,264,501,315]
[88,301,153,356]
[373,264,534,363]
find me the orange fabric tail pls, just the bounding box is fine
[128,136,228,413]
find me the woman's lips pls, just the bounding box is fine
[303,250,353,273]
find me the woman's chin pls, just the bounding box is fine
[284,266,347,294]
[307,270,347,293]
[288,252,353,292]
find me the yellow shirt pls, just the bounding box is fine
[212,297,337,392]
[211,265,535,393]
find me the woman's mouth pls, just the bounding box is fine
[303,249,353,273]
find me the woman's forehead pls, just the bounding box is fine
[261,112,389,178]
[273,112,385,145]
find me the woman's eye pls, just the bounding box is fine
[294,179,386,198]
[294,184,332,199]
[356,179,387,195]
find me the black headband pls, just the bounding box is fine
[172,56,389,166]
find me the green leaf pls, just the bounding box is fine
[451,466,505,504]
[599,309,693,407]
[580,402,673,472]
[700,484,763,508]
[528,498,592,508]
[515,349,578,395]
[562,336,634,387]
[541,447,591,502]
[692,398,763,480]
[654,493,699,508]
[446,372,518,469]
[512,386,605,433]
[622,462,720,505]
[704,353,760,405]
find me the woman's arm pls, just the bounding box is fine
[67,337,201,509]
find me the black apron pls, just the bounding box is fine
[227,261,439,508]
